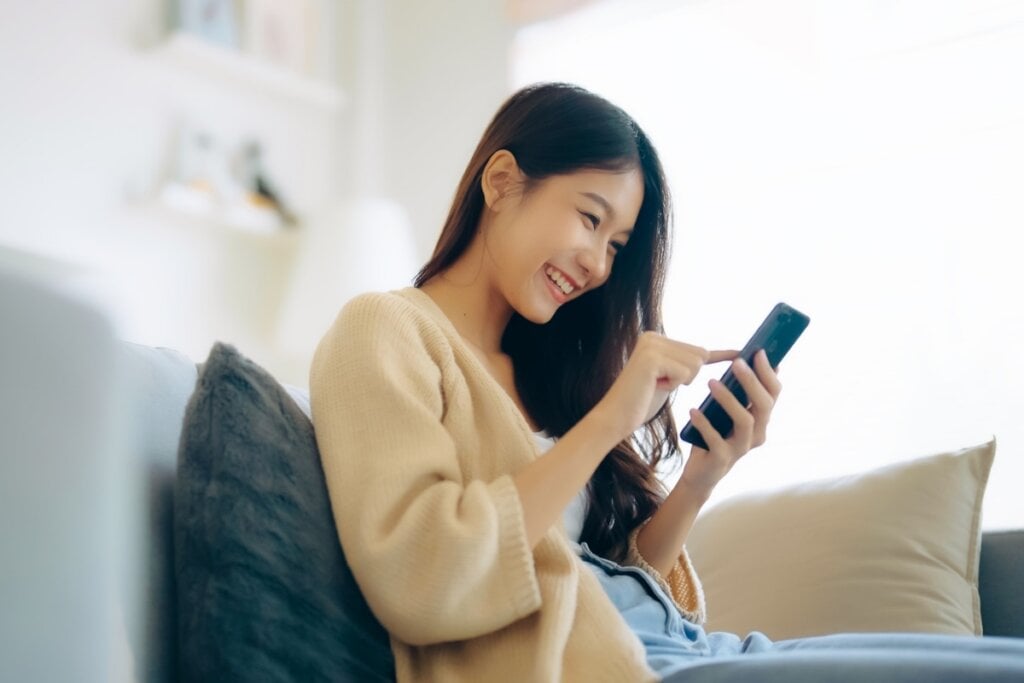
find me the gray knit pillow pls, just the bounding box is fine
[174,342,394,681]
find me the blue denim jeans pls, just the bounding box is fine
[579,543,1024,682]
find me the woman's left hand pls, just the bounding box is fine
[679,348,782,498]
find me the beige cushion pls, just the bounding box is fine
[687,440,995,640]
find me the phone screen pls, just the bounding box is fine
[679,303,810,449]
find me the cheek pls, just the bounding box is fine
[517,220,567,262]
[592,268,613,290]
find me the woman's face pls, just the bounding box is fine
[484,165,645,324]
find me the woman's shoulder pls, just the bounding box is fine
[338,287,412,319]
[338,287,441,327]
[326,287,454,352]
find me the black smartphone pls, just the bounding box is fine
[679,303,810,449]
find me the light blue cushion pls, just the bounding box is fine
[116,341,199,683]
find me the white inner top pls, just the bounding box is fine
[531,431,587,545]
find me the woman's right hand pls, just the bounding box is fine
[594,331,738,441]
[515,331,736,549]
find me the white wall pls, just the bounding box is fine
[0,1,336,381]
[0,0,514,387]
[514,0,1024,530]
[376,0,513,258]
[266,0,514,383]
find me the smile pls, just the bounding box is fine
[545,266,576,296]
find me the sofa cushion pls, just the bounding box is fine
[978,529,1024,637]
[174,342,394,681]
[687,440,995,640]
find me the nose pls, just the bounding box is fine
[578,239,610,283]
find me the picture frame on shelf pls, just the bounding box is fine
[243,0,318,76]
[174,0,241,48]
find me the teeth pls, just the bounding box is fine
[545,267,574,295]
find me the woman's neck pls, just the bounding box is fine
[419,251,512,355]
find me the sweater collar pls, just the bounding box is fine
[395,286,541,454]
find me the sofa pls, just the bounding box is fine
[2,265,1022,682]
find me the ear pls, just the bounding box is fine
[481,150,525,210]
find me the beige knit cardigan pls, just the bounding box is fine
[309,288,705,683]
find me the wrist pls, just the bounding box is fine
[676,471,714,506]
[586,399,633,447]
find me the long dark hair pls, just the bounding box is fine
[415,83,679,562]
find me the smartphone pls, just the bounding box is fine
[679,303,810,449]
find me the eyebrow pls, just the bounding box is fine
[580,191,634,236]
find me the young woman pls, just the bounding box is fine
[310,83,1024,682]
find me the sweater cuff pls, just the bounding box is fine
[623,522,706,625]
[489,474,544,618]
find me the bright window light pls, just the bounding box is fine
[513,0,1024,529]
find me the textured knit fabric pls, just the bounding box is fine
[309,288,706,683]
[627,522,707,623]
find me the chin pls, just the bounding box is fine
[514,296,559,325]
[517,307,556,325]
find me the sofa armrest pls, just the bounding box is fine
[1,266,123,681]
[979,530,1024,637]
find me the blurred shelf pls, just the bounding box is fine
[125,199,303,249]
[151,32,345,111]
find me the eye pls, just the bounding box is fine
[609,241,626,255]
[579,211,600,229]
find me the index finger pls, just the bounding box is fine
[706,349,741,364]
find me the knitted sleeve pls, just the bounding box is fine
[309,293,542,646]
[623,521,706,625]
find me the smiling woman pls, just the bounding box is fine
[308,82,1024,682]
[414,84,683,563]
[311,83,717,681]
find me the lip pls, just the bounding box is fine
[542,270,569,304]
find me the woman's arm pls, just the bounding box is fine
[512,404,623,548]
[634,476,710,577]
[311,294,544,646]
